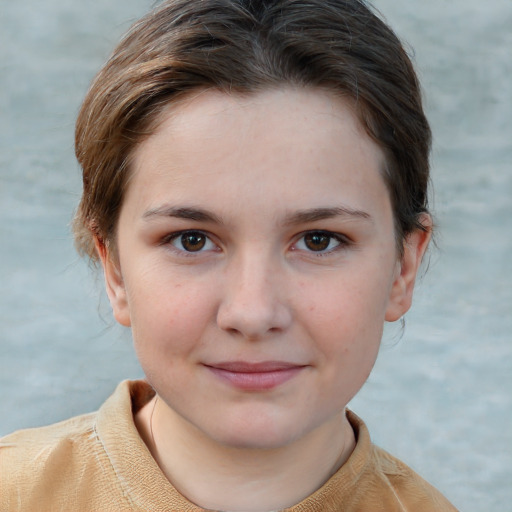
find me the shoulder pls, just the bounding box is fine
[0,380,161,511]
[368,444,458,511]
[0,411,97,471]
[0,380,140,480]
[0,412,111,509]
[344,410,458,512]
[0,381,149,511]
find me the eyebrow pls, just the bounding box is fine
[143,204,371,226]
[282,206,372,226]
[142,205,223,224]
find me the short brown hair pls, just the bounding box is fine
[74,0,431,260]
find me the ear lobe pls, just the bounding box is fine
[94,237,131,327]
[385,215,432,322]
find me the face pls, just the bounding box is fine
[100,87,429,449]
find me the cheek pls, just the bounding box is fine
[301,264,393,368]
[124,268,219,359]
[305,270,391,333]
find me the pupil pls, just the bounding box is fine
[182,232,206,251]
[305,232,330,251]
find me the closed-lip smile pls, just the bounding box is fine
[204,361,307,390]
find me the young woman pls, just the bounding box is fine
[1,1,457,510]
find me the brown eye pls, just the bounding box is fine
[295,231,345,254]
[303,232,331,251]
[172,231,208,252]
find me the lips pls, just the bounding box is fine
[204,361,306,391]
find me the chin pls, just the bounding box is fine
[204,414,307,451]
[218,431,298,451]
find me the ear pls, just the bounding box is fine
[94,237,131,327]
[385,215,432,322]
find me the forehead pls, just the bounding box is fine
[146,87,375,153]
[126,87,390,222]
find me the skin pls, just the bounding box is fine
[97,87,431,511]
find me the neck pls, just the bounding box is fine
[136,396,355,512]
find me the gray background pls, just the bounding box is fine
[1,1,511,510]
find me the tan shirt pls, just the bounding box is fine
[0,380,457,511]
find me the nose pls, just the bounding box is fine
[216,253,292,340]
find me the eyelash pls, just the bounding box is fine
[161,230,351,256]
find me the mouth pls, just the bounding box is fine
[203,361,307,391]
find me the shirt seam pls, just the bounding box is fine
[92,419,138,510]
